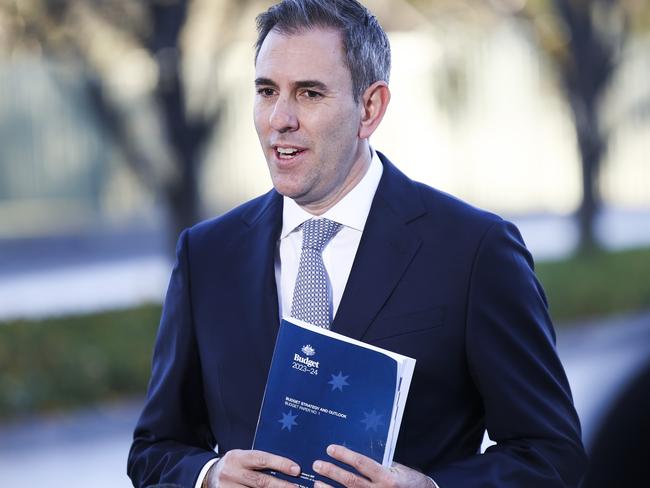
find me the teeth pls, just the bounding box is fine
[277,147,299,155]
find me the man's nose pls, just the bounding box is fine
[269,97,299,133]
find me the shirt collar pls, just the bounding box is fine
[280,148,384,238]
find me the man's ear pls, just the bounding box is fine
[358,81,391,140]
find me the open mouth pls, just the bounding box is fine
[275,146,305,160]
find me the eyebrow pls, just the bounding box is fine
[294,80,329,92]
[254,78,329,93]
[255,77,277,87]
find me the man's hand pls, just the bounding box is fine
[204,449,300,488]
[312,445,434,488]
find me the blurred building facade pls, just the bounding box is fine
[0,0,648,245]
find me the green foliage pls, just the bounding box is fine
[536,247,650,322]
[0,304,161,421]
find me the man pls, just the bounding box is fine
[128,1,587,487]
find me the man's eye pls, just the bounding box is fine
[257,88,275,97]
[303,90,323,99]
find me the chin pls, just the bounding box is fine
[270,173,306,198]
[271,181,302,199]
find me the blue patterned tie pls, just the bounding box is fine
[290,218,342,329]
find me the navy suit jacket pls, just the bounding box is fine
[128,153,586,487]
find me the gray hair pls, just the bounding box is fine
[254,0,391,102]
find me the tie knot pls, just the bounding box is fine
[301,218,341,251]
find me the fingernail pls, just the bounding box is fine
[291,464,300,475]
[313,461,322,472]
[326,445,335,456]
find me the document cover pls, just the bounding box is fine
[253,318,415,488]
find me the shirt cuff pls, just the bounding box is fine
[194,457,219,488]
[426,475,440,488]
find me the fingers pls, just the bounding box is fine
[212,449,300,488]
[312,446,431,488]
[322,445,386,482]
[237,449,301,476]
[238,468,296,488]
[313,459,371,488]
[313,480,335,488]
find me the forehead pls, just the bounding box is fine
[255,27,350,82]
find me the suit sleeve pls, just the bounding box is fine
[430,220,587,487]
[127,229,217,488]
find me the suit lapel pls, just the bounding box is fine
[332,154,425,340]
[240,190,283,352]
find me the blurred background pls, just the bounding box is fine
[0,0,649,486]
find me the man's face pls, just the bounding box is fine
[254,28,369,213]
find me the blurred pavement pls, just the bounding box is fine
[0,227,171,321]
[1,311,649,487]
[0,401,141,488]
[1,208,649,321]
[557,310,650,447]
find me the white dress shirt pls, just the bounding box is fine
[276,150,383,321]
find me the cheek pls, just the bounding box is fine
[333,105,361,134]
[253,104,268,134]
[327,115,359,152]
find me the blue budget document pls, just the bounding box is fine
[252,318,416,488]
